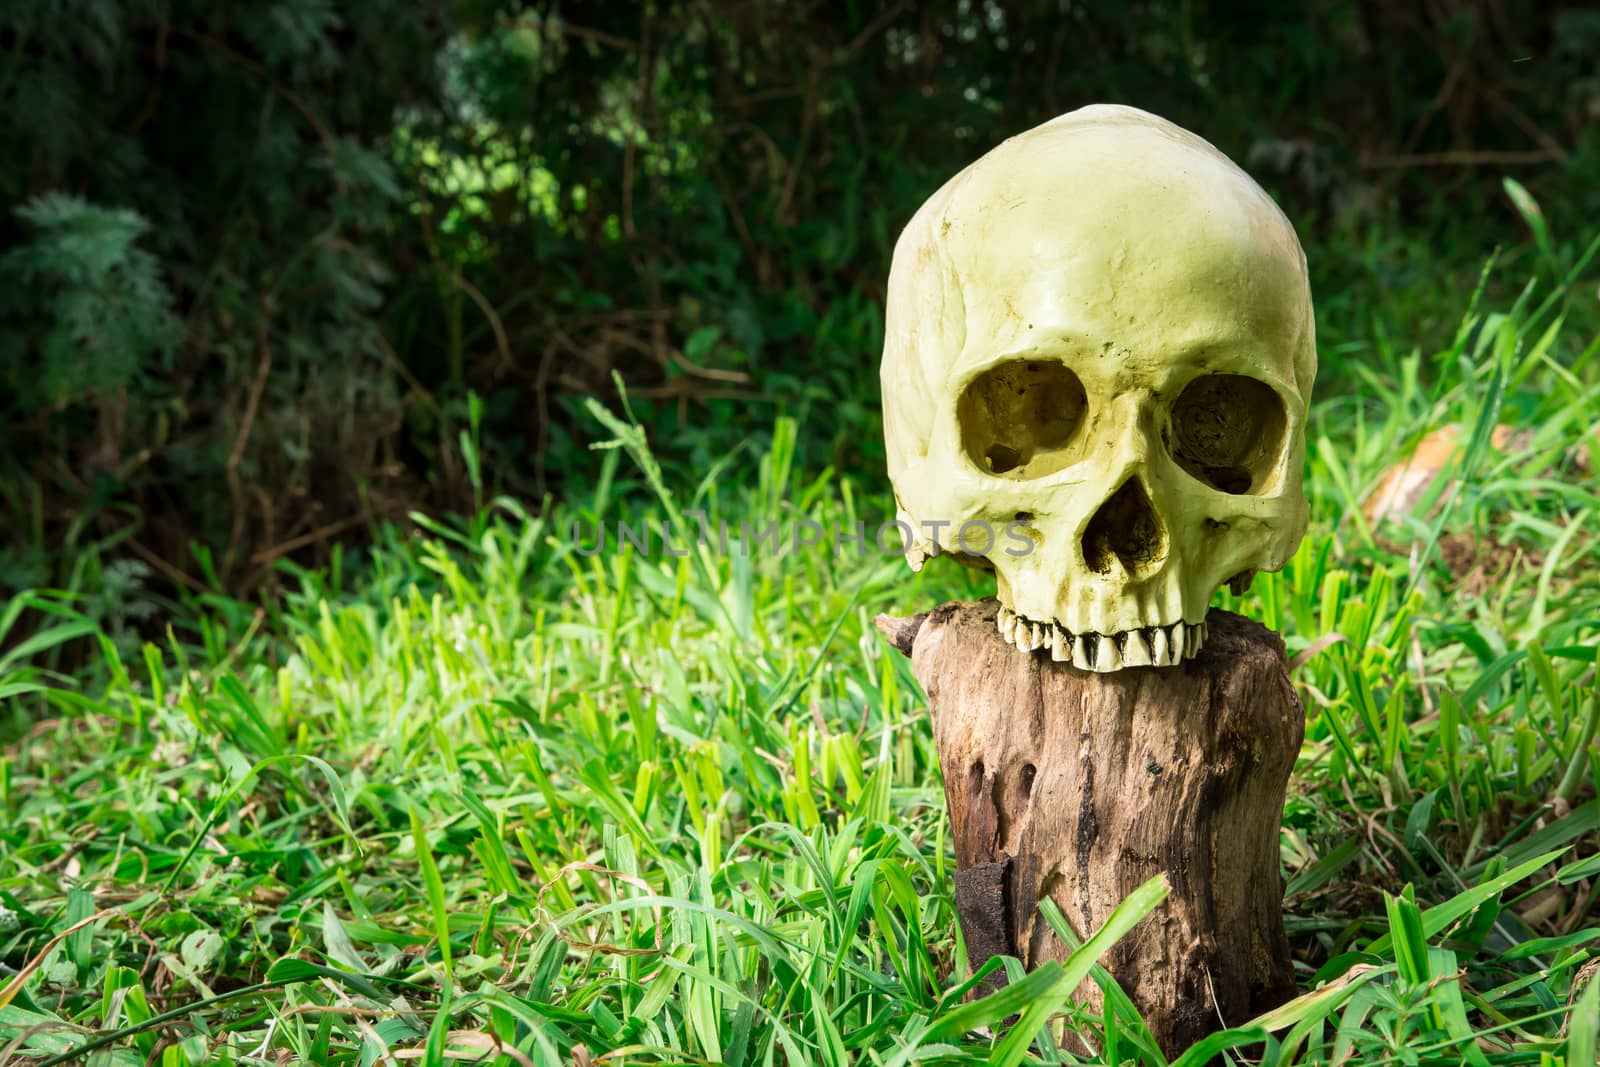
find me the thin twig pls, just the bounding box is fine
[225,324,274,567]
[248,512,371,567]
[621,6,653,240]
[1360,149,1558,168]
[841,0,910,57]
[166,27,346,193]
[125,537,207,594]
[372,327,440,413]
[454,273,514,373]
[545,18,636,51]
[776,59,823,227]
[1484,84,1570,164]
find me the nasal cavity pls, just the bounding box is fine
[1082,479,1167,577]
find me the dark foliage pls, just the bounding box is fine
[2,0,1596,602]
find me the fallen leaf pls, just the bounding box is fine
[1363,425,1464,526]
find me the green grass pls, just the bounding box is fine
[6,222,1600,1064]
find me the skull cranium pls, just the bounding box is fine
[880,105,1315,671]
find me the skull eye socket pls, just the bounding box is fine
[1168,374,1288,494]
[957,360,1087,479]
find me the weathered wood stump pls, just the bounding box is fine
[878,599,1303,1055]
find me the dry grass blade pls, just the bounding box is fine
[0,909,131,1012]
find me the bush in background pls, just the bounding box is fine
[2,0,1597,607]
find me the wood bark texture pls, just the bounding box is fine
[887,598,1303,1055]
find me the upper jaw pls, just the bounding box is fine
[996,604,1206,671]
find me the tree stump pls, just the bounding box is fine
[878,598,1303,1055]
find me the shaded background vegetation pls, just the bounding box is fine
[6,7,1600,1062]
[4,0,1599,608]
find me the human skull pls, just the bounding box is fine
[881,104,1315,671]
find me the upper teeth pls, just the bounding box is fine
[994,605,1206,671]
